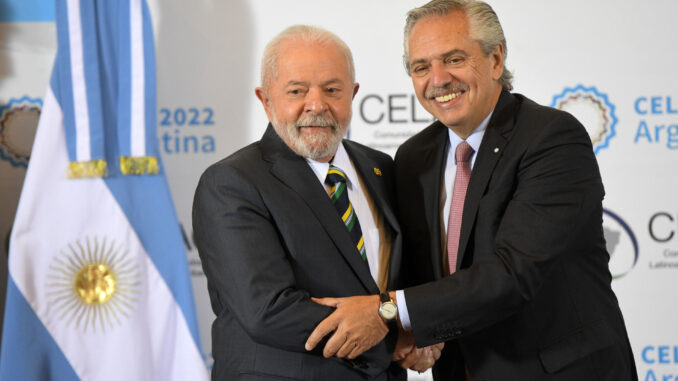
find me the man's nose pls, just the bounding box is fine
[305,88,328,114]
[430,61,452,89]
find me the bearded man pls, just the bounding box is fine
[193,25,431,380]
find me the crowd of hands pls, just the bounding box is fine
[305,294,444,372]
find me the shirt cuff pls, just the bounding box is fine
[395,290,412,331]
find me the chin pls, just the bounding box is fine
[292,135,339,160]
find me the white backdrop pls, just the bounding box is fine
[2,1,677,379]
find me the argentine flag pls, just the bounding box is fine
[0,0,208,380]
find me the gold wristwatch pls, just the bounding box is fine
[378,292,398,325]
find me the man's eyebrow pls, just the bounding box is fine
[284,80,309,87]
[438,48,468,60]
[321,78,344,87]
[409,48,468,67]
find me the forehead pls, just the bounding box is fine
[273,40,351,85]
[408,10,474,59]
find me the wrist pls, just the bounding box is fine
[378,292,398,328]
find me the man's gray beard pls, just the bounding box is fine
[272,113,349,160]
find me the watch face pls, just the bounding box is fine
[381,302,397,320]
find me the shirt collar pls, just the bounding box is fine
[305,142,355,187]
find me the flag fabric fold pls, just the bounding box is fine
[0,0,208,379]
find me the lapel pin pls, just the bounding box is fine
[373,168,382,176]
[494,147,500,153]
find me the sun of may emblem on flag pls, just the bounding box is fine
[47,236,140,332]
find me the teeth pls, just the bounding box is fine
[435,91,462,102]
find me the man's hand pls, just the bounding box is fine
[305,295,388,359]
[392,325,414,361]
[397,343,444,372]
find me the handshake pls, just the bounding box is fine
[304,293,444,373]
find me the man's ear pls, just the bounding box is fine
[490,44,504,81]
[352,82,360,99]
[255,87,274,121]
[255,87,269,108]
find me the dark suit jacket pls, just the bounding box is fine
[193,125,405,381]
[394,91,637,380]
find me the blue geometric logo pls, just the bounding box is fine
[551,85,617,155]
[0,96,42,168]
[602,208,639,280]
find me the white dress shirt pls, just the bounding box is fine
[396,111,492,330]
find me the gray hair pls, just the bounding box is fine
[403,0,513,91]
[260,25,356,88]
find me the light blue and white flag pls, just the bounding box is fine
[0,0,208,380]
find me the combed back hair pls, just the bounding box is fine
[403,0,513,91]
[260,25,356,88]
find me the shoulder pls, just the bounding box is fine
[514,93,583,130]
[401,121,445,149]
[198,141,264,186]
[394,121,446,163]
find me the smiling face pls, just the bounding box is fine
[407,9,504,138]
[256,39,359,162]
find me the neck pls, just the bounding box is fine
[450,86,502,139]
[313,152,335,163]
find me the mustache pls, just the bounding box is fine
[425,83,468,99]
[295,113,338,130]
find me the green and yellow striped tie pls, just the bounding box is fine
[325,165,367,261]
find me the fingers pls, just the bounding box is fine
[330,332,370,359]
[397,347,423,369]
[305,314,339,351]
[306,294,386,359]
[347,340,366,360]
[431,342,444,360]
[392,344,413,361]
[410,347,435,373]
[392,350,407,362]
[397,346,440,372]
[323,329,347,358]
[336,337,358,359]
[311,297,340,307]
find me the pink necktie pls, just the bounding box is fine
[446,141,474,275]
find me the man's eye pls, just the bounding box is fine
[446,56,463,65]
[412,65,428,74]
[289,89,301,95]
[326,87,339,93]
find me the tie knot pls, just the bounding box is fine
[455,141,474,164]
[325,164,347,186]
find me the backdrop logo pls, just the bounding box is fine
[0,96,42,168]
[603,208,639,279]
[647,212,678,270]
[551,85,617,155]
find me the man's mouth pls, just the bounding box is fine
[296,114,337,131]
[434,91,463,103]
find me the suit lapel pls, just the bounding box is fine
[456,91,520,269]
[415,123,449,278]
[260,125,379,294]
[343,141,399,237]
[343,141,402,289]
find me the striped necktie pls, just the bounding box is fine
[325,165,367,261]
